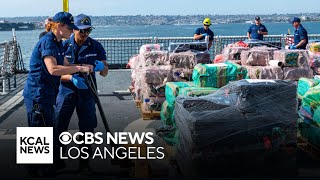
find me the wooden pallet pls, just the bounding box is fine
[298,135,320,159]
[141,104,160,120]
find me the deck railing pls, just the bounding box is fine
[95,34,320,69]
[0,32,26,94]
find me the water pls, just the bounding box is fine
[0,22,319,64]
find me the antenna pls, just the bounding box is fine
[63,0,69,12]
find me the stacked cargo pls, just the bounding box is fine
[129,43,210,118]
[297,77,320,149]
[174,79,297,177]
[213,42,249,64]
[192,61,248,88]
[243,48,312,80]
[307,42,320,75]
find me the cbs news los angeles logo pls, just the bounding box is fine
[16,127,53,164]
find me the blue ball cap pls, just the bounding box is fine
[53,12,78,30]
[290,17,301,24]
[74,14,93,30]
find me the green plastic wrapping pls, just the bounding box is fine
[297,78,320,99]
[299,122,320,148]
[312,106,320,127]
[165,81,195,105]
[192,62,248,88]
[179,86,219,97]
[302,85,320,109]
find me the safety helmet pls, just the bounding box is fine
[203,18,212,26]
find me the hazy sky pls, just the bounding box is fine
[0,0,318,17]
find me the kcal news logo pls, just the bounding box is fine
[16,127,53,164]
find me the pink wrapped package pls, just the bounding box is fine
[241,50,272,66]
[222,46,250,60]
[141,51,169,67]
[141,66,173,84]
[273,50,309,67]
[169,52,197,69]
[244,65,284,79]
[282,67,313,80]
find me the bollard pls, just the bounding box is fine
[1,79,8,95]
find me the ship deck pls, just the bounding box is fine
[0,70,320,178]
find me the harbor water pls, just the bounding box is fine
[0,22,319,65]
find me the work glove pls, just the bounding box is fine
[94,60,105,71]
[71,75,88,89]
[202,33,207,37]
[289,45,297,49]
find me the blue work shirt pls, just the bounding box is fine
[294,24,308,49]
[61,34,107,91]
[247,24,268,40]
[194,27,214,41]
[23,32,65,104]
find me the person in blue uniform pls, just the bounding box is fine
[23,12,93,177]
[55,14,108,171]
[289,17,308,50]
[194,17,214,49]
[247,16,268,40]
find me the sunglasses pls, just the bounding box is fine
[79,28,93,34]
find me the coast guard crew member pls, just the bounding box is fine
[289,17,308,50]
[23,11,92,177]
[247,16,268,41]
[194,17,214,49]
[55,14,108,171]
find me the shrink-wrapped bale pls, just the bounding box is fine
[192,62,247,88]
[302,85,320,109]
[244,65,312,80]
[141,65,173,84]
[161,85,218,128]
[142,84,166,97]
[310,54,320,75]
[142,96,166,111]
[133,69,144,100]
[174,79,297,177]
[245,65,284,79]
[241,49,272,66]
[222,46,250,60]
[139,44,162,54]
[282,66,313,80]
[299,122,320,148]
[179,87,218,97]
[168,52,197,69]
[195,51,211,64]
[297,78,320,99]
[307,42,320,53]
[172,68,193,82]
[273,50,298,67]
[168,42,207,53]
[160,100,175,127]
[141,51,169,66]
[127,54,142,69]
[165,82,195,105]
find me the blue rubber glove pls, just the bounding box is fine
[202,33,207,37]
[94,60,105,71]
[290,45,297,49]
[71,75,88,89]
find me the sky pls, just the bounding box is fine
[0,0,318,17]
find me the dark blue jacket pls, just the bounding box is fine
[248,24,268,40]
[61,34,106,91]
[23,32,64,104]
[294,24,308,49]
[194,27,214,41]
